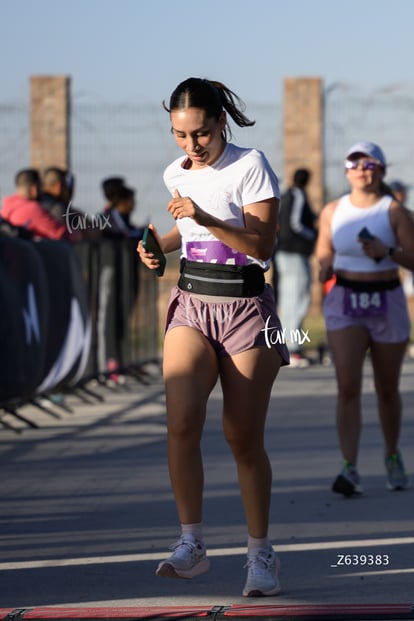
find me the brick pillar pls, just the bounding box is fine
[30,75,71,171]
[283,77,324,316]
[283,77,323,211]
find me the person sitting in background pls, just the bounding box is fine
[1,168,68,240]
[101,176,126,212]
[41,167,93,240]
[40,166,69,220]
[103,185,145,239]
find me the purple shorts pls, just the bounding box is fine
[323,283,410,343]
[165,285,290,363]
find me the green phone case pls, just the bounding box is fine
[142,227,166,277]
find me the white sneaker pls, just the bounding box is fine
[332,463,363,496]
[289,353,310,368]
[385,451,410,490]
[156,534,210,579]
[243,547,281,597]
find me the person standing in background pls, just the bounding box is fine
[274,168,318,367]
[389,180,408,205]
[389,180,414,358]
[103,185,144,239]
[101,176,126,212]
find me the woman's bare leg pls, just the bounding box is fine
[219,346,281,538]
[370,340,407,455]
[163,326,218,524]
[327,327,370,465]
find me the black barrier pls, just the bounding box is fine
[72,237,159,379]
[0,237,49,403]
[33,240,91,392]
[0,236,159,412]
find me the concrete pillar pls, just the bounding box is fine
[283,77,323,211]
[30,75,71,172]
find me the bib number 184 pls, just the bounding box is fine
[343,290,387,317]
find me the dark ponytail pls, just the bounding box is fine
[163,77,255,140]
[379,181,396,198]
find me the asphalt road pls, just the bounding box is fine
[0,357,413,610]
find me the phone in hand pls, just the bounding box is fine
[142,227,166,277]
[358,226,375,240]
[358,227,382,262]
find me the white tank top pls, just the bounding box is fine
[332,194,397,272]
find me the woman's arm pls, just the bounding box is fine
[360,201,414,270]
[385,202,414,270]
[159,224,181,253]
[167,190,278,261]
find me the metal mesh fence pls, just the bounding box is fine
[69,99,283,234]
[0,101,30,198]
[323,82,414,204]
[1,82,413,224]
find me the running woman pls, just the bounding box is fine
[137,77,289,597]
[316,141,414,496]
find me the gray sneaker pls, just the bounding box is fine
[156,535,210,579]
[385,451,410,490]
[332,463,363,496]
[243,547,281,597]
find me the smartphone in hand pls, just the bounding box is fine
[142,227,166,277]
[358,227,382,262]
[358,226,375,240]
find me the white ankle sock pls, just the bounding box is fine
[247,535,271,553]
[181,522,203,541]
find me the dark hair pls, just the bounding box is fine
[389,180,406,193]
[163,77,255,140]
[293,168,311,188]
[116,186,135,202]
[102,176,126,201]
[15,168,40,188]
[43,166,66,187]
[380,181,399,199]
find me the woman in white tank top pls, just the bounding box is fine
[316,141,414,496]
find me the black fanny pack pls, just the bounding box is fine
[178,258,265,297]
[335,275,400,292]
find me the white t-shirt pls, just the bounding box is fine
[163,142,280,269]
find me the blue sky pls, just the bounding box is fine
[2,0,414,224]
[2,0,414,104]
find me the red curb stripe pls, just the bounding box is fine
[1,605,413,621]
[225,603,414,618]
[0,609,213,620]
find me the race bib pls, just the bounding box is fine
[185,240,247,265]
[343,289,387,317]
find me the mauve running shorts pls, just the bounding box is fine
[165,284,290,363]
